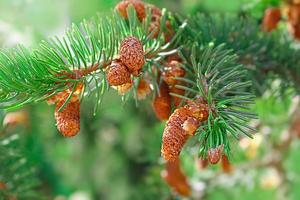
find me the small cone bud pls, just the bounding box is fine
[207,144,224,164]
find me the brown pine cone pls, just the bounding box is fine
[161,98,209,161]
[262,7,281,32]
[161,159,191,197]
[55,98,80,137]
[120,36,145,74]
[106,59,131,86]
[115,0,146,21]
[161,107,191,161]
[152,81,171,121]
[162,61,185,86]
[207,144,224,164]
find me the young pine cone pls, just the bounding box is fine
[207,144,224,164]
[161,98,209,161]
[55,98,80,137]
[115,0,146,21]
[152,82,171,121]
[106,59,132,86]
[162,61,185,86]
[137,78,151,100]
[161,159,191,197]
[262,7,281,32]
[161,107,192,161]
[120,36,145,74]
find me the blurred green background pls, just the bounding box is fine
[2,0,300,200]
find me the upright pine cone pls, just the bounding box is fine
[106,59,131,86]
[262,7,281,32]
[207,144,224,164]
[152,81,171,121]
[115,0,146,21]
[161,98,209,161]
[161,159,191,197]
[120,36,145,74]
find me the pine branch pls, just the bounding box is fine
[0,7,183,110]
[0,133,42,200]
[179,43,256,157]
[182,14,300,92]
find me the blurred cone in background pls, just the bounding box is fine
[262,7,281,32]
[221,155,233,173]
[286,3,300,39]
[161,159,191,197]
[3,110,29,129]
